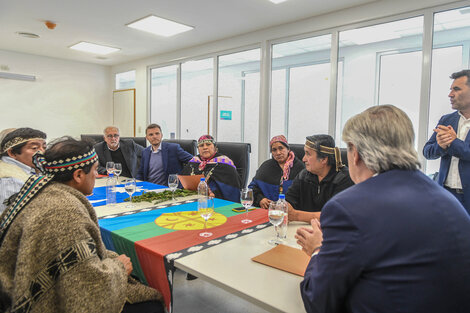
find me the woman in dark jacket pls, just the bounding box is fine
[248,135,304,209]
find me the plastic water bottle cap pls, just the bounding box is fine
[279,194,285,199]
[109,173,114,177]
[200,177,205,181]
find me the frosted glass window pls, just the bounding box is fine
[150,65,178,138]
[218,49,261,181]
[115,70,135,89]
[337,16,423,146]
[271,35,332,144]
[181,58,214,140]
[425,5,470,174]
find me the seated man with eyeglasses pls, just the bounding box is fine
[93,126,143,178]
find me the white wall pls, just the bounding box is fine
[0,49,112,141]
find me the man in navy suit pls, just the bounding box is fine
[296,105,470,313]
[423,69,470,214]
[137,124,192,186]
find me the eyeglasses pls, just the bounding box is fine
[106,134,120,138]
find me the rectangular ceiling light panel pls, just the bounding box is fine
[127,15,194,37]
[70,42,120,55]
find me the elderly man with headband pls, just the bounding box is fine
[285,134,354,223]
[0,137,165,313]
[0,127,47,213]
[296,105,470,313]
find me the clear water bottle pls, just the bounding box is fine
[276,194,288,240]
[106,172,117,205]
[197,177,209,197]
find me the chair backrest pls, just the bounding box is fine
[163,139,197,155]
[121,137,147,148]
[216,142,251,188]
[289,144,305,160]
[80,134,147,148]
[288,143,348,167]
[80,134,104,144]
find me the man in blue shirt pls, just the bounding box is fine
[137,124,192,185]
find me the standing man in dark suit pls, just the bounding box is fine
[296,105,470,313]
[423,69,470,214]
[137,124,192,186]
[94,126,143,178]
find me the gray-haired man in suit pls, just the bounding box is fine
[93,126,143,178]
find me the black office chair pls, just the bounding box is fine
[216,142,251,188]
[80,134,104,144]
[289,144,305,160]
[121,137,147,148]
[81,134,147,148]
[163,139,197,155]
[288,143,348,167]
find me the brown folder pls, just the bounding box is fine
[177,174,205,191]
[252,244,311,277]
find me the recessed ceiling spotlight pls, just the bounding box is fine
[127,15,194,37]
[16,32,40,38]
[270,0,288,3]
[69,42,120,55]
[96,56,108,60]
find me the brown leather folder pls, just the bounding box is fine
[251,244,311,277]
[177,174,205,191]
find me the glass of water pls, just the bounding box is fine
[240,188,253,224]
[168,174,179,201]
[198,197,214,238]
[268,202,284,245]
[123,178,136,208]
[106,161,115,176]
[114,163,122,182]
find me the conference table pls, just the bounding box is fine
[90,177,307,313]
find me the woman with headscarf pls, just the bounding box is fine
[248,135,304,209]
[180,135,241,202]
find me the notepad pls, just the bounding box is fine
[251,244,311,277]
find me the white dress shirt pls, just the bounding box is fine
[0,156,36,213]
[445,112,470,189]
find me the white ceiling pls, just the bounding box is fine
[0,0,377,66]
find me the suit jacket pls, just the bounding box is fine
[94,139,144,178]
[423,111,470,213]
[136,141,193,184]
[300,169,470,313]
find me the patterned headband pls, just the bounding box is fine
[0,148,98,245]
[34,149,98,173]
[305,139,344,172]
[198,135,215,146]
[1,137,44,154]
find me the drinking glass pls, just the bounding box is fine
[123,178,136,208]
[106,161,115,176]
[268,202,285,245]
[240,188,253,224]
[168,174,179,201]
[114,163,122,182]
[198,197,214,237]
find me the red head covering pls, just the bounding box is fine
[270,135,294,181]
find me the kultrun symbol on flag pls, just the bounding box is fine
[155,211,227,230]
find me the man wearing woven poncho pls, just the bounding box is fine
[0,137,165,313]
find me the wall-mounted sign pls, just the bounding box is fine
[220,110,232,120]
